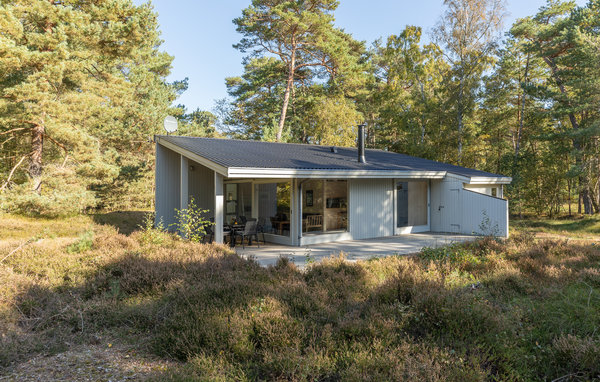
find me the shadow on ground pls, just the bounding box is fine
[92,211,148,235]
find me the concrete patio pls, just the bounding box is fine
[235,233,477,267]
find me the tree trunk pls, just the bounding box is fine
[457,76,464,164]
[277,50,296,142]
[29,123,45,193]
[515,53,530,160]
[544,56,593,214]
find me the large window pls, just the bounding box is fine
[225,182,252,225]
[302,180,347,234]
[396,181,427,227]
[258,182,291,237]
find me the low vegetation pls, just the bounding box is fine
[512,215,600,239]
[1,212,599,381]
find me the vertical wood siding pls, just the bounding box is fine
[430,176,509,237]
[188,160,215,218]
[349,179,394,239]
[155,143,180,229]
[460,190,509,237]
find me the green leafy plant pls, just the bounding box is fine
[67,230,94,254]
[478,209,500,237]
[419,243,482,267]
[139,212,168,245]
[170,197,211,243]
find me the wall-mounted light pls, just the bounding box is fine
[189,165,195,171]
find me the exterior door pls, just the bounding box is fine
[395,180,430,234]
[446,188,461,233]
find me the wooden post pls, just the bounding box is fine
[214,172,224,243]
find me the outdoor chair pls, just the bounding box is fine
[201,224,214,244]
[234,220,260,249]
[223,224,234,247]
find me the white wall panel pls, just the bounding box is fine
[155,144,181,230]
[431,177,508,237]
[460,190,509,237]
[349,179,394,239]
[188,160,215,218]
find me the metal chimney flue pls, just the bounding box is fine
[358,123,367,164]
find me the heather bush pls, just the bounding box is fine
[1,213,599,381]
[0,166,97,217]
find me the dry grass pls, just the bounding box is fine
[1,213,599,381]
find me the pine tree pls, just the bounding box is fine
[233,0,365,142]
[0,0,177,214]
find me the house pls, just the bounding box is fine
[154,127,511,246]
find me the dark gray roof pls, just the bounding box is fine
[157,135,508,179]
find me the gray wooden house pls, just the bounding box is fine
[155,132,511,246]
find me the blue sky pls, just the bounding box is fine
[138,0,587,112]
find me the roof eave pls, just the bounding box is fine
[156,136,229,176]
[226,167,447,179]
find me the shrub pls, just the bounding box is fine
[170,197,211,242]
[138,212,168,245]
[66,230,94,254]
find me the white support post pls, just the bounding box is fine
[214,172,224,243]
[297,180,303,245]
[180,155,189,210]
[427,179,431,231]
[251,182,258,220]
[290,179,299,246]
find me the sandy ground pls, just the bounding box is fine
[0,343,177,382]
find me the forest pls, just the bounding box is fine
[1,0,599,218]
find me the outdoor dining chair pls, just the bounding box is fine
[234,220,260,249]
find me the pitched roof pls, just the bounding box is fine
[156,135,510,181]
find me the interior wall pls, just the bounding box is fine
[324,180,348,231]
[302,179,323,216]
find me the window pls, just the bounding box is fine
[258,182,290,237]
[302,180,347,234]
[225,183,252,224]
[396,181,427,228]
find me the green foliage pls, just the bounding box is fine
[231,0,367,142]
[0,0,179,213]
[139,212,168,246]
[0,166,97,217]
[419,243,484,267]
[170,198,211,243]
[66,230,94,254]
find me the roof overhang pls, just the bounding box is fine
[156,136,229,176]
[226,167,446,179]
